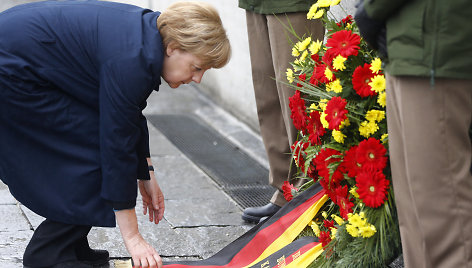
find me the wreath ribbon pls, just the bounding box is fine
[163,183,327,268]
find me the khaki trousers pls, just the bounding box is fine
[245,11,324,207]
[386,75,472,268]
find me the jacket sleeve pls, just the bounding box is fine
[363,0,409,21]
[98,52,153,206]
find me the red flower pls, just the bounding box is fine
[336,15,353,27]
[323,219,335,229]
[307,111,326,145]
[311,53,322,65]
[314,148,342,175]
[315,148,343,193]
[326,30,361,58]
[339,145,362,178]
[356,169,390,208]
[322,49,337,69]
[352,63,376,97]
[306,162,318,181]
[319,230,332,248]
[309,67,319,86]
[325,97,348,130]
[297,73,306,87]
[334,185,354,219]
[282,181,298,201]
[356,138,387,172]
[289,90,307,131]
[313,64,334,85]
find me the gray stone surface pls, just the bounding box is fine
[0,182,16,205]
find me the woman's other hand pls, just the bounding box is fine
[138,173,165,224]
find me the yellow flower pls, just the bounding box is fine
[332,130,345,144]
[307,4,324,20]
[378,91,386,107]
[365,110,385,122]
[333,55,347,71]
[324,68,334,81]
[319,99,328,110]
[332,214,345,225]
[294,58,301,65]
[309,103,318,110]
[348,213,364,227]
[299,50,309,62]
[309,40,323,55]
[359,225,377,238]
[298,37,312,51]
[369,75,386,93]
[359,120,379,138]
[310,9,324,19]
[330,0,341,5]
[330,227,337,239]
[340,118,350,129]
[347,212,377,238]
[322,211,328,219]
[381,133,388,143]
[310,221,321,237]
[370,57,382,74]
[346,224,359,237]
[317,0,331,7]
[291,46,300,57]
[286,68,294,83]
[327,79,343,93]
[350,187,359,198]
[321,112,329,129]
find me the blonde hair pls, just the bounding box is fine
[157,1,231,69]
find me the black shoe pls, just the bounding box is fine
[75,237,110,266]
[77,248,109,266]
[53,261,94,268]
[242,203,281,223]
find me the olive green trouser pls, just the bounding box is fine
[386,75,472,268]
[245,11,324,207]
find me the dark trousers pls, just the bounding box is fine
[23,219,92,267]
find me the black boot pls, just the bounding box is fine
[242,203,281,223]
[75,237,109,266]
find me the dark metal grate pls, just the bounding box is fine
[148,114,274,209]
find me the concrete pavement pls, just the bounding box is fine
[0,83,269,267]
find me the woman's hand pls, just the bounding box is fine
[138,172,165,224]
[115,209,163,268]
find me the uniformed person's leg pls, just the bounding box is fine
[242,11,324,223]
[266,12,324,206]
[242,11,284,223]
[387,75,472,267]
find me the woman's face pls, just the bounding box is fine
[161,46,208,88]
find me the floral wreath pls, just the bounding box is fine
[283,0,401,266]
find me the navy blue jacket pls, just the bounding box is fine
[0,0,163,227]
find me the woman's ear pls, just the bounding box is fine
[166,42,178,56]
